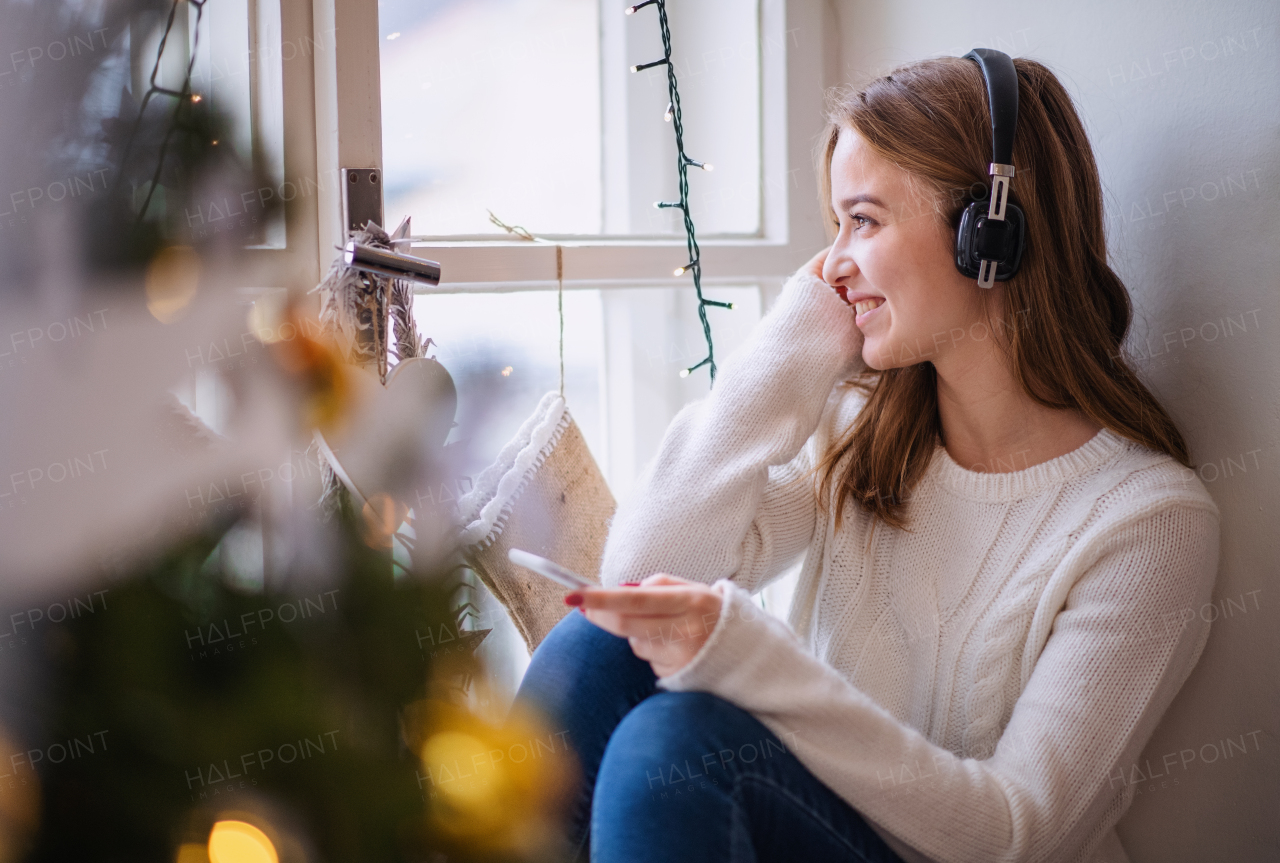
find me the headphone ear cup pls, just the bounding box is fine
[954,201,986,279]
[954,201,1026,281]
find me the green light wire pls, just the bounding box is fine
[117,0,209,223]
[628,0,725,384]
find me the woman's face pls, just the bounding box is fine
[822,129,991,371]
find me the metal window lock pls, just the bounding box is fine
[339,167,442,286]
[340,168,384,237]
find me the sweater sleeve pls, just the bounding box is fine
[658,500,1220,863]
[598,270,864,592]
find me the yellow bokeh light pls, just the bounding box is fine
[0,727,39,863]
[175,842,209,863]
[406,697,579,856]
[422,731,507,812]
[207,820,278,863]
[145,245,200,323]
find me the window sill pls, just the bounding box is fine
[410,236,815,290]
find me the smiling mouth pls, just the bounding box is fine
[854,298,884,319]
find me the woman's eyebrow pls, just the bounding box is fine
[837,193,888,210]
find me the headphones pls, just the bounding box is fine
[954,48,1026,288]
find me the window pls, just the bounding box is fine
[130,0,288,249]
[312,0,833,701]
[145,0,289,434]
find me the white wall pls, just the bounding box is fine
[828,1,1278,859]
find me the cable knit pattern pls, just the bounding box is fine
[599,271,1221,863]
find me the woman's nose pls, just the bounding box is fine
[822,242,857,287]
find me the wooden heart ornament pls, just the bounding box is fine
[314,357,457,508]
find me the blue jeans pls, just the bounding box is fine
[514,609,907,863]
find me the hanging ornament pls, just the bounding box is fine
[311,217,452,519]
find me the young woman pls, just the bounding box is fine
[515,53,1219,863]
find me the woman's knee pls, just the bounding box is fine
[598,692,767,783]
[516,610,655,716]
[525,610,629,679]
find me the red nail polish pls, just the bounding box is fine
[620,582,642,587]
[564,593,584,606]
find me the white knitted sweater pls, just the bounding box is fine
[598,271,1220,863]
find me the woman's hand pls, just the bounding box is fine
[803,245,852,305]
[570,574,723,678]
[800,245,864,368]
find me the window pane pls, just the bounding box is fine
[599,285,761,497]
[414,284,763,506]
[412,284,764,707]
[378,0,761,238]
[412,290,606,478]
[187,0,286,247]
[380,0,603,236]
[610,0,761,236]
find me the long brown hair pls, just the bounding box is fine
[816,56,1190,531]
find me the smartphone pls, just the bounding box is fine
[507,548,594,592]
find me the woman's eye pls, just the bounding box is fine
[834,214,875,232]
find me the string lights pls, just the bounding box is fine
[626,0,727,382]
[117,0,209,224]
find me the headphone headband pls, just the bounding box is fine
[963,48,1019,169]
[954,48,1025,288]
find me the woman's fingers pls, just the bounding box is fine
[639,573,690,586]
[581,608,628,637]
[592,608,718,649]
[803,245,831,280]
[575,578,725,678]
[800,246,855,307]
[575,585,703,616]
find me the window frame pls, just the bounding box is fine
[309,0,836,295]
[235,0,323,287]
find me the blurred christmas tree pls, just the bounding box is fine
[26,508,469,862]
[0,1,577,859]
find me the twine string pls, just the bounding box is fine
[487,210,566,397]
[556,244,565,396]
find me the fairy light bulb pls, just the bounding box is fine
[631,58,668,73]
[208,821,278,863]
[664,102,674,122]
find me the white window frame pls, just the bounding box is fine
[236,0,324,286]
[308,0,837,297]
